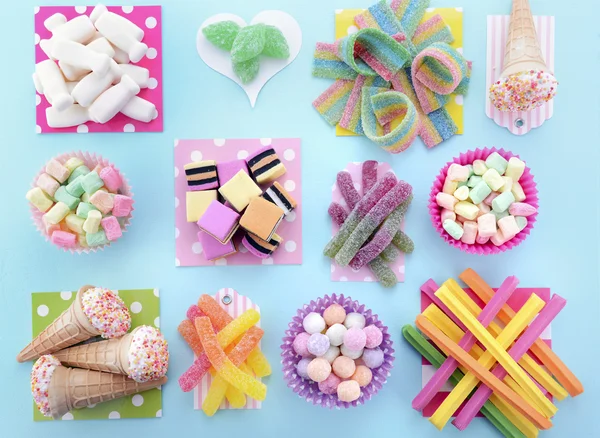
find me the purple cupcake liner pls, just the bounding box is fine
[281,294,394,409]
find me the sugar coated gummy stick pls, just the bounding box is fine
[329,202,349,225]
[196,317,267,401]
[335,180,412,266]
[324,172,397,258]
[413,275,518,411]
[460,268,583,398]
[437,283,558,419]
[415,315,552,431]
[430,294,545,430]
[337,171,361,209]
[402,325,525,438]
[362,161,378,192]
[455,295,567,431]
[178,319,203,356]
[392,229,414,253]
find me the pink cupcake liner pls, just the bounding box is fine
[30,151,134,254]
[281,294,394,409]
[428,147,538,255]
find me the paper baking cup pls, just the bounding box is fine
[30,151,134,254]
[429,147,538,255]
[281,294,394,409]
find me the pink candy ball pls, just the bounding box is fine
[337,380,361,402]
[332,355,356,379]
[318,373,342,395]
[292,332,311,357]
[323,304,346,326]
[351,365,373,387]
[363,325,383,349]
[343,327,366,351]
[307,358,331,383]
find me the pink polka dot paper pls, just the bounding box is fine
[330,162,405,283]
[34,5,163,134]
[174,138,302,267]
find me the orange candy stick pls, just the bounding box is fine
[460,268,583,397]
[178,319,203,356]
[415,315,552,431]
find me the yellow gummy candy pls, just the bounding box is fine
[246,348,272,378]
[216,309,260,347]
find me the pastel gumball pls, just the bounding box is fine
[443,219,463,240]
[363,325,383,349]
[490,229,509,247]
[326,323,347,347]
[323,304,346,326]
[292,332,311,357]
[483,192,499,206]
[340,344,363,360]
[322,346,340,364]
[64,214,85,234]
[101,216,122,241]
[332,356,356,379]
[499,177,513,194]
[51,230,77,248]
[27,187,54,213]
[467,175,482,188]
[485,152,508,175]
[344,313,366,330]
[112,195,134,217]
[307,358,331,383]
[337,380,361,403]
[436,192,458,211]
[343,328,366,351]
[492,191,515,213]
[43,202,70,225]
[512,181,527,202]
[54,186,80,210]
[303,312,326,334]
[86,229,109,246]
[81,171,104,194]
[99,167,122,192]
[362,348,385,369]
[296,357,311,379]
[442,178,458,195]
[468,180,492,205]
[477,213,497,238]
[318,373,342,395]
[447,164,470,182]
[83,209,102,234]
[453,186,469,201]
[473,160,487,176]
[45,159,70,183]
[455,201,479,220]
[440,209,456,223]
[515,216,528,231]
[307,333,330,357]
[476,234,490,244]
[65,176,85,198]
[64,157,84,173]
[505,157,525,182]
[36,173,60,197]
[498,215,520,240]
[90,190,114,215]
[509,202,537,217]
[351,365,373,387]
[76,202,98,219]
[482,168,504,191]
[461,221,478,245]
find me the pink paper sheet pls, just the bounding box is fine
[330,162,405,283]
[174,138,302,267]
[34,5,163,133]
[420,286,552,417]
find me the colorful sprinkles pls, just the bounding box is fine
[81,287,131,339]
[489,69,558,113]
[127,325,170,383]
[31,354,61,417]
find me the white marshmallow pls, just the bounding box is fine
[111,45,130,64]
[59,37,116,81]
[88,74,140,124]
[117,64,149,88]
[72,60,121,107]
[121,96,157,123]
[89,4,109,24]
[35,60,74,111]
[51,39,112,77]
[65,81,79,95]
[93,10,144,41]
[101,32,147,63]
[46,104,90,128]
[39,39,55,60]
[44,13,67,32]
[32,73,44,94]
[49,15,96,44]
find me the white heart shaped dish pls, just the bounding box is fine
[196,10,302,107]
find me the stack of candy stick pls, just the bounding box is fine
[312,0,471,152]
[402,268,583,437]
[177,294,272,416]
[326,161,414,288]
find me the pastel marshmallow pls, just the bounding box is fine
[86,230,109,246]
[64,214,85,234]
[469,180,492,205]
[482,168,504,191]
[509,202,537,217]
[493,210,509,222]
[36,173,60,197]
[476,234,490,244]
[46,158,70,183]
[492,191,516,213]
[460,221,478,244]
[54,186,80,210]
[447,164,470,182]
[99,167,122,192]
[511,181,527,202]
[65,176,85,198]
[455,201,479,220]
[490,229,509,247]
[435,192,458,211]
[26,187,54,212]
[44,202,70,225]
[90,190,114,214]
[101,216,122,241]
[442,177,458,195]
[483,192,499,206]
[83,209,102,234]
[498,177,513,193]
[76,202,99,219]
[80,171,104,194]
[453,186,469,201]
[51,230,77,248]
[64,157,84,173]
[440,209,456,223]
[515,216,528,231]
[467,175,482,188]
[68,165,90,184]
[505,157,525,182]
[477,202,491,216]
[42,216,61,235]
[112,195,134,217]
[477,213,497,238]
[443,219,463,240]
[485,152,508,174]
[472,160,487,176]
[498,215,520,239]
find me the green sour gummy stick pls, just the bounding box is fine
[203,21,241,51]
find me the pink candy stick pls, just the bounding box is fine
[412,276,519,411]
[186,305,206,322]
[362,160,378,192]
[337,171,361,209]
[178,353,212,392]
[328,202,348,226]
[421,279,468,333]
[453,294,567,430]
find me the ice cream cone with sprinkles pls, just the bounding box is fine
[489,0,558,112]
[17,286,131,363]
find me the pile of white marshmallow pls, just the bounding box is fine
[34,4,158,129]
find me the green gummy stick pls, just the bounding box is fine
[381,244,400,263]
[401,325,525,438]
[368,257,397,288]
[393,230,414,253]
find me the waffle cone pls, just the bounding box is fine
[47,365,167,419]
[53,327,141,376]
[501,0,547,77]
[17,286,98,363]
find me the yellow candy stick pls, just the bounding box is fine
[246,348,272,378]
[438,282,558,419]
[446,279,568,401]
[203,375,232,416]
[489,395,540,438]
[216,309,260,346]
[430,294,545,430]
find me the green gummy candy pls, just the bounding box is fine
[381,245,399,263]
[86,230,108,247]
[262,25,289,58]
[203,20,241,51]
[231,24,266,63]
[392,230,414,254]
[368,257,397,288]
[233,57,260,84]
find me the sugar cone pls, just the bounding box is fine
[47,365,167,419]
[501,0,547,77]
[53,327,140,376]
[17,285,99,363]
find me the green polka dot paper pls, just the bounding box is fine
[31,289,163,421]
